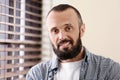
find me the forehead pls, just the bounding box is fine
[46,8,79,30]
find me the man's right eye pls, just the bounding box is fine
[52,29,59,34]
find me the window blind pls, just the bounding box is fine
[0,0,42,80]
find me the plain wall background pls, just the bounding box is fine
[51,0,120,63]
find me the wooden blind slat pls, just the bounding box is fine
[26,10,41,17]
[26,3,42,10]
[0,39,41,44]
[25,26,42,31]
[0,62,39,70]
[16,77,26,80]
[25,18,41,24]
[0,69,29,78]
[0,54,41,61]
[0,3,21,11]
[0,13,22,19]
[31,0,41,4]
[0,48,41,52]
[0,30,41,38]
[0,22,42,31]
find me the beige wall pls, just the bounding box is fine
[52,0,120,63]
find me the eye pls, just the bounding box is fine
[65,26,72,32]
[51,28,59,34]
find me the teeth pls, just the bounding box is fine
[65,42,69,45]
[62,42,69,46]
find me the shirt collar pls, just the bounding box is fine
[82,46,91,62]
[49,46,91,71]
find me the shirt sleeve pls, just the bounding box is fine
[25,64,43,80]
[107,61,120,80]
[26,72,34,80]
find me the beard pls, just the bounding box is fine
[52,35,82,60]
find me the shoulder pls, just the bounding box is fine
[30,61,50,72]
[90,53,120,79]
[90,53,120,67]
[26,60,51,80]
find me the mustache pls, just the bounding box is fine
[58,39,73,46]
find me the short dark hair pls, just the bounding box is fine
[47,4,83,25]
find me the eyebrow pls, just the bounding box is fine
[64,23,72,26]
[64,23,73,28]
[50,27,57,31]
[50,23,73,31]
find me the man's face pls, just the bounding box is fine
[46,8,84,60]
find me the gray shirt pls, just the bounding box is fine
[26,47,120,80]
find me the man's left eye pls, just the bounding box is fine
[65,27,71,31]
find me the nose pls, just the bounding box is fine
[58,31,66,40]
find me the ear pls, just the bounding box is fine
[80,24,85,37]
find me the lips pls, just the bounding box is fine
[58,41,72,49]
[59,41,70,47]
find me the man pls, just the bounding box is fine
[26,4,120,80]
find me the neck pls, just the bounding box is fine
[60,47,85,63]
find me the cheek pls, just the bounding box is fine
[72,33,79,45]
[50,34,57,47]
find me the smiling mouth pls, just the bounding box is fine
[58,39,73,49]
[59,41,70,46]
[58,41,72,50]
